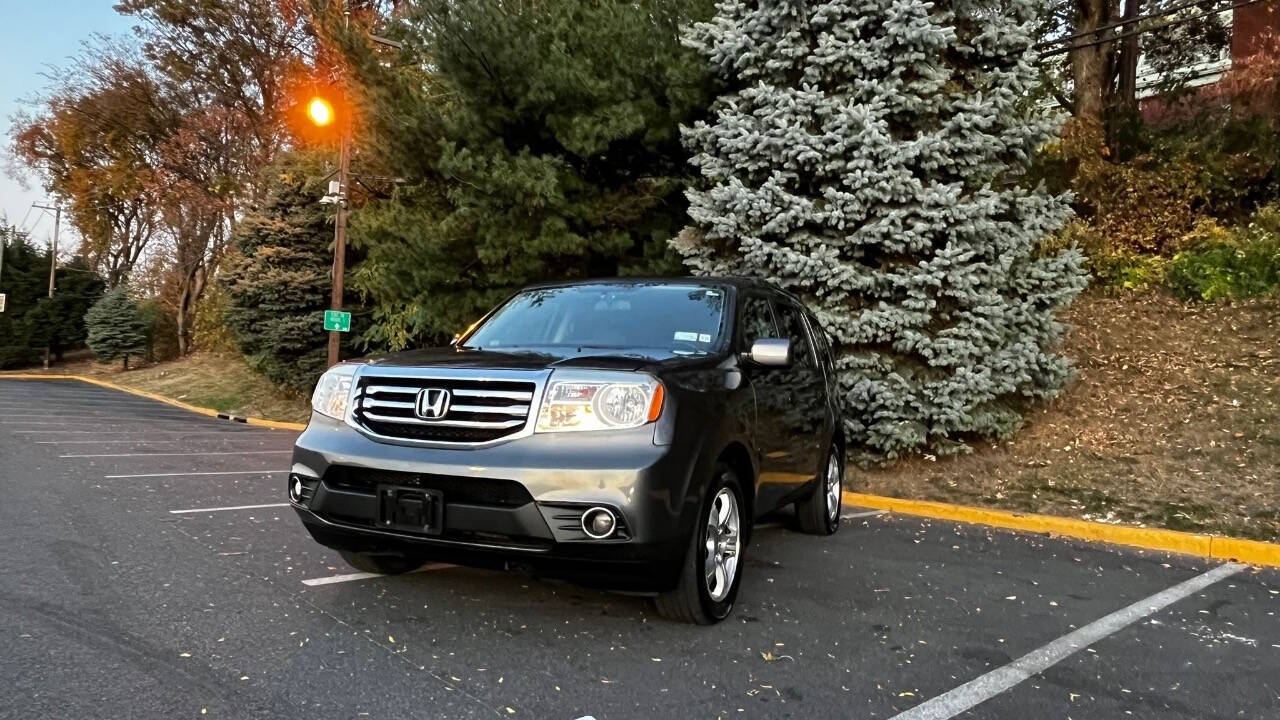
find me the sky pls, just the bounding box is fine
[0,1,133,251]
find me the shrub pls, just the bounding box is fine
[1045,221,1165,292]
[1166,208,1280,301]
[138,298,180,362]
[190,280,238,354]
[1048,120,1203,256]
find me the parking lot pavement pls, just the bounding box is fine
[1,379,1277,720]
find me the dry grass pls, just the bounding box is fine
[3,352,310,424]
[862,291,1280,541]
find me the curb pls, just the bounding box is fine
[0,373,307,431]
[843,491,1280,569]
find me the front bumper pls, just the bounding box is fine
[290,413,698,591]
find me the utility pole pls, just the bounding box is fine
[33,202,62,369]
[327,119,350,367]
[323,2,352,368]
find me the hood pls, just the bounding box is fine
[362,346,668,372]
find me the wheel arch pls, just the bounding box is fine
[715,440,757,538]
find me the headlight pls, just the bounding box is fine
[535,371,664,433]
[311,364,358,420]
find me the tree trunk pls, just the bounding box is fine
[1114,0,1143,117]
[122,355,129,370]
[1071,0,1115,125]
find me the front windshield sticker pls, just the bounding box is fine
[698,333,712,342]
[674,331,699,342]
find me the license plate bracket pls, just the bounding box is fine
[377,484,444,535]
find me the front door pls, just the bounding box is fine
[743,296,826,513]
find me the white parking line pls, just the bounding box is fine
[0,415,192,420]
[104,470,290,478]
[843,510,886,520]
[301,563,453,586]
[63,450,292,458]
[0,401,169,409]
[888,562,1246,720]
[169,503,291,514]
[1,417,192,422]
[36,438,294,445]
[17,430,266,435]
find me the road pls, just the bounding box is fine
[1,379,1276,719]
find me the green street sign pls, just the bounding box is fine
[324,309,351,332]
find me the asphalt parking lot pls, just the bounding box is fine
[1,379,1277,720]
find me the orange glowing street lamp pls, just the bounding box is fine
[307,96,335,127]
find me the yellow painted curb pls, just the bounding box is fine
[842,491,1280,568]
[0,373,307,431]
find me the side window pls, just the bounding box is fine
[804,312,835,380]
[773,301,815,369]
[738,295,779,351]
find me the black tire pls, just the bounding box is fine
[796,446,842,535]
[338,550,423,575]
[654,464,745,625]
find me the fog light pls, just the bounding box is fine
[290,477,304,502]
[581,507,617,539]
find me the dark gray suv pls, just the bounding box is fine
[290,278,843,624]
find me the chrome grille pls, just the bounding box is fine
[352,375,538,444]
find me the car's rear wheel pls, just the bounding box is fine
[338,550,423,575]
[654,464,744,624]
[796,446,842,535]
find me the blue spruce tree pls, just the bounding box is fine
[675,0,1087,457]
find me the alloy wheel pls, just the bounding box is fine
[825,452,842,524]
[703,487,740,602]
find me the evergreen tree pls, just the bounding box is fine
[221,153,346,391]
[335,0,715,347]
[675,0,1087,457]
[0,226,46,368]
[0,225,104,368]
[84,287,148,369]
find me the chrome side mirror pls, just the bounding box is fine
[747,338,791,367]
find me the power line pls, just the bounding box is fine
[1035,0,1235,51]
[1039,0,1258,59]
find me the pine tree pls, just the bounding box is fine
[84,287,148,369]
[221,153,349,391]
[337,0,716,348]
[675,0,1087,458]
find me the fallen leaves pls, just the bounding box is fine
[760,650,794,663]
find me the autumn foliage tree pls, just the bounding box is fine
[10,46,170,288]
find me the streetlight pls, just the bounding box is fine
[307,92,351,367]
[308,97,335,127]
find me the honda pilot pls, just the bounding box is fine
[290,278,844,624]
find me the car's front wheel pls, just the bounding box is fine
[338,550,423,575]
[654,464,745,624]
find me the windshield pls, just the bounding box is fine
[463,283,727,355]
